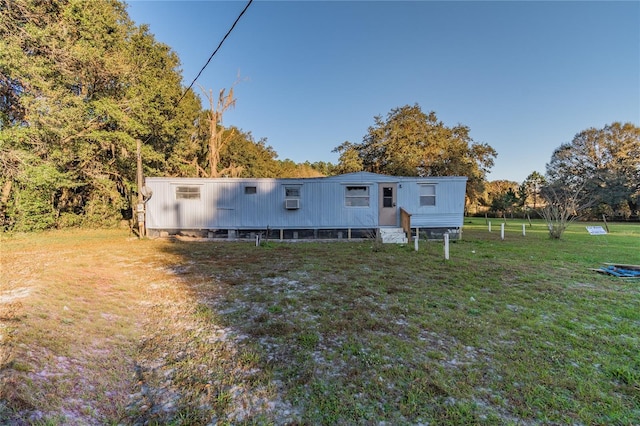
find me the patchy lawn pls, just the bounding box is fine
[1,221,639,424]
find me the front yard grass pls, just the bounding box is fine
[1,220,639,424]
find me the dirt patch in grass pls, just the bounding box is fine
[0,231,290,424]
[1,232,146,424]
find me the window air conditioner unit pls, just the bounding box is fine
[285,199,300,209]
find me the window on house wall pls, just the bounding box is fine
[345,186,370,207]
[284,185,302,209]
[285,185,301,198]
[175,186,201,200]
[382,187,393,207]
[419,184,436,206]
[244,186,257,195]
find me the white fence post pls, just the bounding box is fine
[488,221,492,233]
[522,223,526,236]
[500,223,505,240]
[444,233,450,260]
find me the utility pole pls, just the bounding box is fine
[136,138,145,237]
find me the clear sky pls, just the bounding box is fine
[125,0,639,183]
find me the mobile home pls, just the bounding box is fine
[144,172,467,241]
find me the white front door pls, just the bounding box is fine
[378,183,397,226]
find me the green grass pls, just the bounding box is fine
[1,220,639,424]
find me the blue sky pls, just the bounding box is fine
[126,0,639,182]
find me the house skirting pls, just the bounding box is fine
[148,226,461,241]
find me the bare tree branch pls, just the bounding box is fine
[539,180,596,239]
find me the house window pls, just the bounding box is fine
[382,187,393,207]
[285,185,301,198]
[175,186,200,200]
[244,186,257,195]
[345,186,370,207]
[420,184,436,206]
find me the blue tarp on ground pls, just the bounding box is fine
[598,265,640,278]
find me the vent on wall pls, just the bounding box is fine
[285,199,300,209]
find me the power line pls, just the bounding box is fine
[137,0,253,238]
[174,0,253,109]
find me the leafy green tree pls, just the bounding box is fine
[538,123,638,237]
[491,188,518,218]
[275,159,324,178]
[333,104,497,203]
[483,180,519,218]
[520,171,546,210]
[164,91,208,177]
[546,122,640,218]
[332,141,364,174]
[305,160,338,176]
[220,129,282,178]
[1,0,135,228]
[0,0,200,230]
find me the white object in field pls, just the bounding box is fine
[444,233,450,260]
[586,226,607,235]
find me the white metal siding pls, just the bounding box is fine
[145,173,466,231]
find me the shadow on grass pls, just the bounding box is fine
[148,222,640,425]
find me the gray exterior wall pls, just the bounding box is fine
[396,177,468,228]
[144,172,467,232]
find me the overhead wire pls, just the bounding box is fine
[140,0,252,155]
[137,0,253,222]
[173,0,254,110]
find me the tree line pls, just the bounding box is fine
[1,0,638,233]
[478,123,639,227]
[329,103,638,227]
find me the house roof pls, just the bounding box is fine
[146,171,467,183]
[322,171,467,182]
[322,171,392,181]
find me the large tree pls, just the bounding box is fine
[1,0,136,229]
[333,104,497,203]
[483,180,520,218]
[0,0,200,230]
[545,122,640,217]
[219,129,281,178]
[520,171,546,210]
